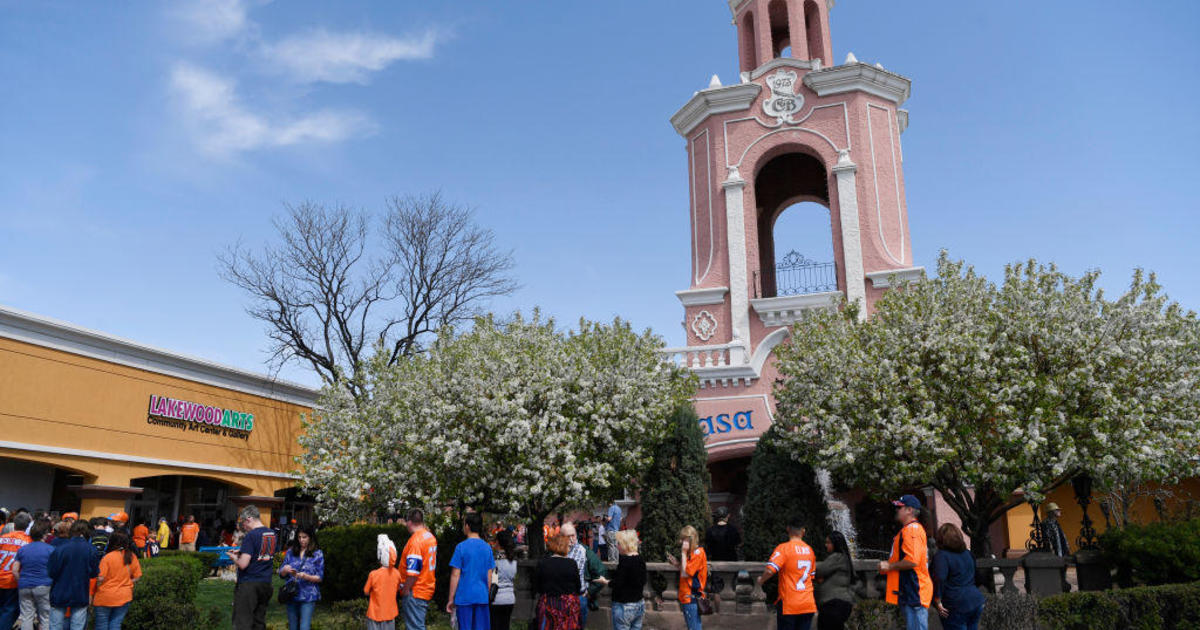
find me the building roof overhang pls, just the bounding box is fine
[0,303,320,407]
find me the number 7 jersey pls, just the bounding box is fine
[766,540,817,615]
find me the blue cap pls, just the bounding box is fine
[892,494,922,510]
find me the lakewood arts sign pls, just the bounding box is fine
[146,394,255,439]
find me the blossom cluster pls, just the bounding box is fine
[298,311,695,525]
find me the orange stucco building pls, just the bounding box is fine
[0,305,318,526]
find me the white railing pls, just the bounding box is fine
[660,343,747,369]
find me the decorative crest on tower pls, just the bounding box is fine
[762,69,802,124]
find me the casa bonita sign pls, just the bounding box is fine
[147,394,254,439]
[699,410,754,437]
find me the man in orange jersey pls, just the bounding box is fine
[880,495,933,630]
[179,515,200,552]
[398,509,437,630]
[132,519,150,557]
[0,513,33,628]
[756,517,817,630]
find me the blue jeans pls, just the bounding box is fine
[0,588,18,630]
[680,601,702,630]
[287,600,316,630]
[94,603,130,630]
[942,604,983,630]
[580,595,588,627]
[902,605,928,630]
[403,595,429,630]
[50,606,88,630]
[611,601,644,630]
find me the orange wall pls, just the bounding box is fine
[0,337,311,497]
[1003,478,1200,555]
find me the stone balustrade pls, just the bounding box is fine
[511,555,1072,628]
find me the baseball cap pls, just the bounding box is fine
[892,494,922,510]
[1044,502,1061,512]
[62,512,79,521]
[108,511,129,523]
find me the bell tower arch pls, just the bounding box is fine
[666,0,925,467]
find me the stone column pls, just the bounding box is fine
[723,169,752,355]
[832,150,867,319]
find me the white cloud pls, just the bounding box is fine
[264,29,439,84]
[171,0,254,44]
[170,63,374,156]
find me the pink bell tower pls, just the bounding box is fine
[664,0,923,507]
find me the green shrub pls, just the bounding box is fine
[155,549,220,570]
[1038,581,1200,630]
[636,405,711,594]
[318,523,412,601]
[980,593,1038,630]
[742,425,831,561]
[846,599,899,630]
[123,554,218,630]
[1100,517,1200,587]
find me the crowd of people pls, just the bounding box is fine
[0,508,146,630]
[0,492,990,630]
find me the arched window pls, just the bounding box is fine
[804,0,824,63]
[740,11,758,73]
[768,0,791,58]
[753,151,835,298]
[771,203,836,296]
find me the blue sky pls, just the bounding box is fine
[2,0,1198,388]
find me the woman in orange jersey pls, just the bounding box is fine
[756,518,817,630]
[666,525,707,630]
[93,532,142,630]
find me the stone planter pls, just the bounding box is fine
[1073,549,1112,592]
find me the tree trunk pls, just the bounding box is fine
[527,515,547,559]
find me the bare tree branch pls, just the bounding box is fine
[217,194,517,397]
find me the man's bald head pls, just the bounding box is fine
[560,522,576,540]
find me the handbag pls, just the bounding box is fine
[489,570,499,603]
[691,574,714,616]
[278,577,299,604]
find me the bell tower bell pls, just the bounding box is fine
[666,0,924,463]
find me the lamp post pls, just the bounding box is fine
[1071,474,1099,550]
[1025,499,1047,552]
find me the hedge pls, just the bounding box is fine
[847,581,1200,630]
[1039,581,1200,630]
[1100,517,1200,587]
[318,523,412,601]
[318,523,465,609]
[124,554,221,630]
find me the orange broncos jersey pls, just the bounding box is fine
[885,520,933,607]
[766,540,817,615]
[0,531,32,589]
[401,528,438,601]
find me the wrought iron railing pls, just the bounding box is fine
[768,250,838,296]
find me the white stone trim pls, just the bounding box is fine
[748,57,817,81]
[0,439,300,480]
[722,174,753,355]
[750,292,841,327]
[803,63,911,105]
[866,103,906,265]
[671,83,761,136]
[676,287,729,306]
[866,266,926,288]
[0,304,319,407]
[691,129,715,283]
[832,151,867,317]
[898,109,909,134]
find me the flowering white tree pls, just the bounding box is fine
[773,253,1200,555]
[299,311,695,555]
